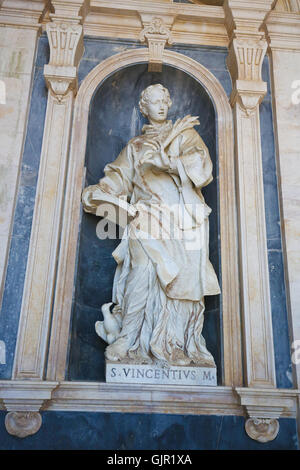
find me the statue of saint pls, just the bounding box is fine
[82,84,220,368]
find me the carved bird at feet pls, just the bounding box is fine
[95,302,121,344]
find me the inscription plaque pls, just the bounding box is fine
[106,363,217,386]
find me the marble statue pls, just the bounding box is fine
[82,84,220,368]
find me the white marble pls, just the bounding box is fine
[83,84,220,368]
[106,363,217,386]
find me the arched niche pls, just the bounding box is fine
[46,49,242,389]
[68,64,220,382]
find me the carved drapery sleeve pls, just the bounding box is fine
[82,145,135,214]
[176,129,213,189]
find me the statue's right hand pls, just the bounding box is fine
[82,184,102,214]
[140,140,169,167]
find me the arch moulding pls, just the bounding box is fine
[46,48,242,391]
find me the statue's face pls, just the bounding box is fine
[145,88,169,123]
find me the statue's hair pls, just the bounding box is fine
[139,84,172,118]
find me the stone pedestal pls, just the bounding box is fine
[106,363,217,386]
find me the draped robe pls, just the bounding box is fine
[83,119,220,366]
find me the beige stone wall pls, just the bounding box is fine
[0,26,39,303]
[270,48,300,387]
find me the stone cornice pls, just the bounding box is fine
[0,0,48,29]
[224,0,276,39]
[1,380,299,439]
[0,380,59,411]
[81,0,228,47]
[90,0,225,22]
[50,0,90,24]
[0,380,299,418]
[1,0,299,48]
[266,10,300,50]
[81,13,228,47]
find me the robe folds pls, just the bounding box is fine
[83,119,220,365]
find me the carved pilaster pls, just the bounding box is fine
[225,0,277,393]
[12,4,86,384]
[139,16,174,72]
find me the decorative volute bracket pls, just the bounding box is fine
[227,33,267,83]
[44,0,89,101]
[139,15,176,72]
[236,388,299,443]
[44,22,84,101]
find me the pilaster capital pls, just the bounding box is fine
[139,15,175,72]
[44,21,84,100]
[230,79,268,114]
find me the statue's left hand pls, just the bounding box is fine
[163,115,200,150]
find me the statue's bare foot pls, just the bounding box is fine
[105,340,128,362]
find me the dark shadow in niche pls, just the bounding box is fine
[67,64,222,384]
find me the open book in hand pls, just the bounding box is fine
[92,191,137,228]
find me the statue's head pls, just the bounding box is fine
[139,84,172,124]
